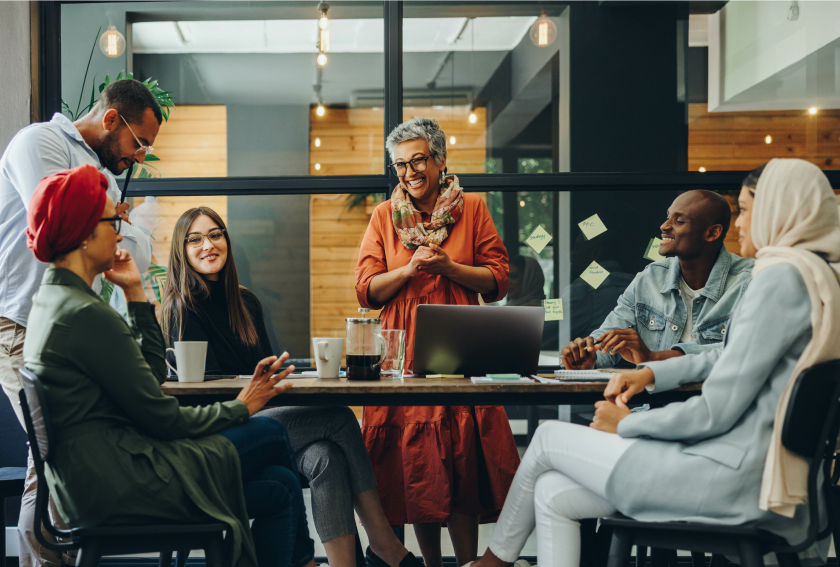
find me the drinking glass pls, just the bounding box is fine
[380,329,406,378]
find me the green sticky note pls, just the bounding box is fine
[578,214,608,240]
[487,374,521,380]
[525,225,552,254]
[542,298,564,321]
[580,261,610,289]
[644,237,666,262]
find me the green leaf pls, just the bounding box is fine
[144,154,161,162]
[74,26,101,119]
[127,71,134,80]
[115,71,123,81]
[87,73,98,114]
[99,279,115,304]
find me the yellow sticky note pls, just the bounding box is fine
[578,214,608,240]
[644,237,666,262]
[542,299,564,321]
[526,225,552,253]
[580,261,610,289]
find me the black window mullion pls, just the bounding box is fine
[383,0,403,202]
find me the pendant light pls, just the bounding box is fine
[529,13,557,47]
[100,24,126,58]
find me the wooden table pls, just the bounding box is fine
[163,375,702,406]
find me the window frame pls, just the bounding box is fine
[39,0,840,197]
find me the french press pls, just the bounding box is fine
[345,308,386,380]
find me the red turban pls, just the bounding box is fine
[26,164,109,262]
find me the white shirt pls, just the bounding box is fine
[678,276,703,343]
[0,113,153,326]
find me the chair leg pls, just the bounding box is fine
[736,540,764,567]
[650,549,672,567]
[204,533,226,567]
[159,550,173,567]
[636,546,648,567]
[691,552,706,567]
[76,540,103,567]
[176,549,190,567]
[775,552,801,567]
[606,528,633,567]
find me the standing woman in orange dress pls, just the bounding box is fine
[355,117,520,567]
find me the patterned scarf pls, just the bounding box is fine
[391,175,464,250]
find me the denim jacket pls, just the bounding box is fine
[590,247,754,368]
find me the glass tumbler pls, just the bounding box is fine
[380,329,406,378]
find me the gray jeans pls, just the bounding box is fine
[256,406,377,542]
[0,317,71,567]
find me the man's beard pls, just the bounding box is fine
[96,132,126,175]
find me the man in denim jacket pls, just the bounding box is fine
[562,190,754,369]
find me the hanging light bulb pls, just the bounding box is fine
[809,107,818,115]
[529,14,557,47]
[99,24,126,58]
[317,53,328,66]
[469,111,477,124]
[699,167,706,172]
[765,135,772,144]
[316,103,326,117]
[315,163,321,171]
[449,136,456,145]
[315,138,321,147]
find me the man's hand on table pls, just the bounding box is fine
[237,352,295,415]
[603,367,655,405]
[561,337,598,369]
[590,398,631,434]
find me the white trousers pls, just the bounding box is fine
[488,421,637,567]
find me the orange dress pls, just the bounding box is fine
[355,193,520,525]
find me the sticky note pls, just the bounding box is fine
[581,261,610,289]
[578,214,608,240]
[526,225,552,253]
[644,238,666,262]
[542,298,564,321]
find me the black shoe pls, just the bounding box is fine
[366,547,423,567]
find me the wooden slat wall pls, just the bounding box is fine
[151,105,228,178]
[688,103,840,171]
[309,106,488,344]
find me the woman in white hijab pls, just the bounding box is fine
[469,159,840,567]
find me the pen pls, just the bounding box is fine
[119,163,135,204]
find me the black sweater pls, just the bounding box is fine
[165,279,273,375]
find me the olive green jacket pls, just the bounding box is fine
[23,268,256,567]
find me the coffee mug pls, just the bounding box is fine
[166,341,208,383]
[312,337,344,379]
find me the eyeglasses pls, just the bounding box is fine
[186,228,226,248]
[120,115,155,157]
[99,216,122,233]
[388,155,431,177]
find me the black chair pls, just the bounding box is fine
[602,360,840,567]
[17,367,230,567]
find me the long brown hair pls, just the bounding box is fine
[160,207,260,347]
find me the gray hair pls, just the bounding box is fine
[385,117,447,166]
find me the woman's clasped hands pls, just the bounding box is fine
[236,353,296,415]
[408,243,454,277]
[590,367,655,434]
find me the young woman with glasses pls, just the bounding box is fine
[160,207,421,567]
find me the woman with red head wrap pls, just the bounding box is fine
[22,165,318,567]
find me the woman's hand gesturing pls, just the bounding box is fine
[237,353,295,415]
[104,248,146,302]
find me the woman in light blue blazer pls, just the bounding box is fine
[471,159,840,567]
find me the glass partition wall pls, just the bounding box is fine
[54,0,840,368]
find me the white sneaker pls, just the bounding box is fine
[514,560,533,567]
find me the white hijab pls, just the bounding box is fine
[753,159,840,517]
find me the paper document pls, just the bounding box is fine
[471,377,533,384]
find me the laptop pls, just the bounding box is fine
[412,305,544,377]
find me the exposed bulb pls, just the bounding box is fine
[469,112,477,124]
[529,15,557,47]
[809,107,818,115]
[698,167,706,173]
[317,53,328,66]
[765,135,772,144]
[315,138,321,147]
[319,14,329,30]
[449,136,456,145]
[99,25,126,58]
[316,104,325,117]
[315,163,321,171]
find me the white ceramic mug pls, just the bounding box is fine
[166,341,208,383]
[312,337,344,379]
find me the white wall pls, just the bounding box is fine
[0,1,30,153]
